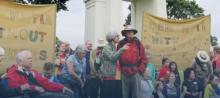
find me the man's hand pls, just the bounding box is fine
[63,87,73,94]
[80,79,84,88]
[20,84,31,91]
[35,86,45,93]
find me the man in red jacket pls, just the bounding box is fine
[214,46,220,69]
[117,25,147,98]
[7,50,73,98]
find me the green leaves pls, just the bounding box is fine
[14,0,70,12]
[167,0,204,19]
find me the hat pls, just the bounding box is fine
[196,50,210,63]
[121,25,138,36]
[96,39,106,48]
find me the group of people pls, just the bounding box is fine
[147,46,220,98]
[0,25,220,98]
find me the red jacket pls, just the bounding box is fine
[57,53,66,75]
[117,38,147,76]
[215,54,220,69]
[7,64,64,92]
[157,65,170,81]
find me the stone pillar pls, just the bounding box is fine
[84,0,123,46]
[131,0,167,39]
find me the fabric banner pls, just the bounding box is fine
[0,1,56,73]
[142,12,211,70]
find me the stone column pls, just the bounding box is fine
[130,0,167,39]
[84,0,123,46]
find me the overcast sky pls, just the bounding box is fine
[56,0,219,48]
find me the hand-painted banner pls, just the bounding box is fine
[0,1,56,73]
[142,12,211,70]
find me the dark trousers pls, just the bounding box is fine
[101,80,122,98]
[83,78,101,98]
[32,92,70,98]
[60,77,80,98]
[198,77,206,98]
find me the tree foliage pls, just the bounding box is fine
[167,0,204,19]
[125,5,131,26]
[14,0,70,12]
[125,0,205,25]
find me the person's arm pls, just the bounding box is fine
[102,44,125,62]
[181,86,187,98]
[35,71,64,92]
[162,85,167,98]
[137,43,147,73]
[66,62,83,83]
[208,61,213,74]
[180,80,187,98]
[157,68,165,81]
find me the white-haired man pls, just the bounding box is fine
[0,47,32,98]
[7,50,73,98]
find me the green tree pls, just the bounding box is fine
[14,0,70,11]
[125,5,131,26]
[125,0,204,24]
[211,36,218,46]
[167,0,204,19]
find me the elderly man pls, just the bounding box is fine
[0,47,31,98]
[7,50,73,98]
[117,25,147,98]
[64,41,74,58]
[83,40,93,98]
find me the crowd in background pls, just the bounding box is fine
[0,25,220,98]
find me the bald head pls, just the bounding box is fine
[16,50,33,70]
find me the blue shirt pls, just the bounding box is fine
[61,54,86,83]
[140,78,154,98]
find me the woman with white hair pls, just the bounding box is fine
[140,68,154,98]
[100,32,130,98]
[0,47,31,98]
[60,45,87,98]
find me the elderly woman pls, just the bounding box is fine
[140,68,154,98]
[0,47,31,98]
[100,31,129,98]
[61,45,87,98]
